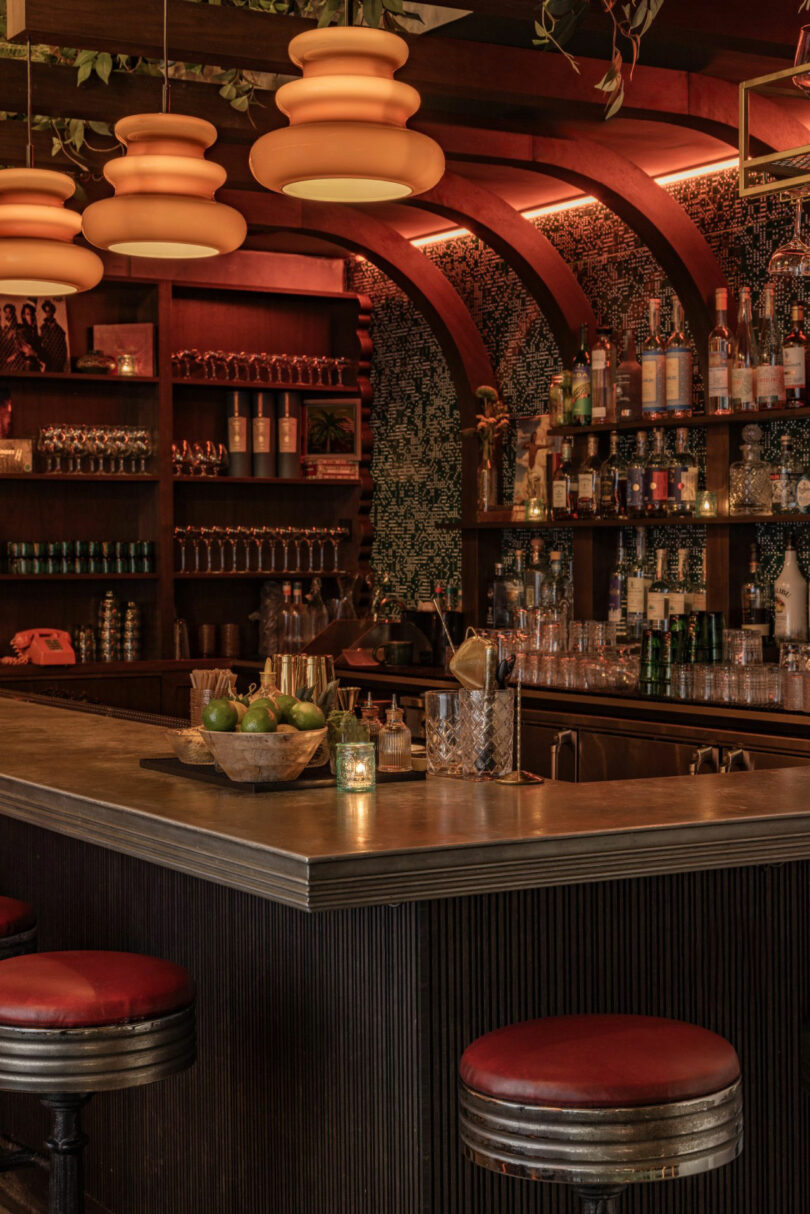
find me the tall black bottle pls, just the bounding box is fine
[277,391,302,479]
[226,390,251,477]
[252,391,276,478]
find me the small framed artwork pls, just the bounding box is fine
[0,296,70,373]
[513,414,552,506]
[303,398,361,460]
[92,322,155,376]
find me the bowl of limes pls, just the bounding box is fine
[199,693,327,783]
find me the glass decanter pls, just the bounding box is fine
[360,693,382,755]
[377,694,413,772]
[729,424,773,516]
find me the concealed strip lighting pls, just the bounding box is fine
[409,156,740,250]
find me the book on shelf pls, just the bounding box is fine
[302,456,359,480]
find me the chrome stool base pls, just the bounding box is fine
[0,925,36,961]
[575,1185,627,1214]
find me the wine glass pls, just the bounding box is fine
[794,25,810,94]
[768,197,810,276]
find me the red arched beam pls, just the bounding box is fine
[408,170,595,362]
[423,125,727,372]
[224,190,494,427]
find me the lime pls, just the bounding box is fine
[202,698,238,732]
[251,696,281,717]
[275,693,299,724]
[240,706,277,733]
[290,702,326,731]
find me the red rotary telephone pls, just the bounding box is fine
[2,629,76,666]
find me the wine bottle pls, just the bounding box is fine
[277,391,302,480]
[590,325,616,424]
[665,298,692,417]
[640,297,666,419]
[707,287,732,415]
[756,284,785,410]
[251,391,276,478]
[225,390,251,478]
[730,287,759,412]
[783,299,808,408]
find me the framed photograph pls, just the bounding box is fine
[92,322,155,377]
[513,414,552,506]
[302,398,361,460]
[0,296,70,373]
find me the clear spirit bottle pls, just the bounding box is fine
[525,538,548,609]
[645,427,672,519]
[708,287,731,415]
[667,426,698,517]
[590,326,616,424]
[598,431,627,518]
[741,543,771,639]
[757,283,785,409]
[641,297,667,419]
[551,438,577,520]
[665,298,693,417]
[377,695,413,772]
[626,430,649,518]
[607,532,628,638]
[646,547,670,625]
[729,424,772,516]
[730,287,759,412]
[771,433,800,515]
[576,435,602,518]
[626,527,652,640]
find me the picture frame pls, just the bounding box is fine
[0,296,70,373]
[513,414,552,506]
[92,322,155,377]
[302,398,361,460]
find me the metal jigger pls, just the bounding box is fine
[497,678,543,785]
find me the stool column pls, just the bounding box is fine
[576,1185,628,1214]
[42,1094,91,1214]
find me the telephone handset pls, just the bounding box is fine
[2,629,76,666]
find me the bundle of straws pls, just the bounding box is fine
[190,668,234,699]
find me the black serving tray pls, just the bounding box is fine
[140,755,425,794]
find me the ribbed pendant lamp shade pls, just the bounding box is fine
[249,26,445,203]
[0,168,103,296]
[82,114,247,259]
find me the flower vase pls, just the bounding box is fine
[477,455,498,512]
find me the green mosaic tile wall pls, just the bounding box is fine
[347,169,801,607]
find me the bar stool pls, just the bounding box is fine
[0,950,196,1214]
[0,896,36,960]
[459,1014,742,1213]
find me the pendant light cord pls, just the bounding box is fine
[26,38,33,169]
[161,0,170,113]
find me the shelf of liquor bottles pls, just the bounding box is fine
[467,512,810,529]
[549,404,810,436]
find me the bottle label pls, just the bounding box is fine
[784,344,806,390]
[708,352,730,397]
[798,477,810,511]
[666,349,692,412]
[647,470,669,502]
[757,364,785,403]
[591,350,606,371]
[626,577,650,614]
[571,368,591,418]
[668,592,686,615]
[627,468,645,511]
[252,417,272,453]
[646,590,668,621]
[552,480,568,508]
[278,416,298,454]
[671,465,697,504]
[577,473,595,501]
[730,366,756,407]
[692,590,707,612]
[640,351,666,414]
[227,417,248,454]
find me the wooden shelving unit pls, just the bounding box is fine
[0,273,372,662]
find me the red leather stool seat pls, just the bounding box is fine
[460,1014,741,1108]
[0,897,35,939]
[0,951,195,1029]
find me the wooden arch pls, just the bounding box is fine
[409,171,595,362]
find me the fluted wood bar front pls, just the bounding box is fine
[0,695,808,1214]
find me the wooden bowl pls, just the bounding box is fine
[164,727,215,766]
[200,727,328,783]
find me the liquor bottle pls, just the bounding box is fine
[551,438,577,520]
[491,563,511,627]
[571,323,592,425]
[509,551,527,620]
[607,532,628,638]
[646,547,670,624]
[730,287,759,412]
[645,427,671,518]
[225,390,251,477]
[708,286,732,415]
[667,547,690,616]
[616,328,642,421]
[277,391,302,479]
[798,460,810,514]
[756,284,785,410]
[251,391,275,478]
[377,695,413,772]
[667,426,698,516]
[665,298,692,417]
[690,549,707,612]
[307,576,330,638]
[546,551,573,634]
[590,325,616,424]
[598,431,627,518]
[741,543,771,639]
[773,533,808,641]
[771,433,800,514]
[783,299,809,407]
[640,297,667,419]
[626,430,649,518]
[626,527,652,639]
[290,582,309,651]
[525,538,548,609]
[280,580,294,652]
[729,423,773,516]
[576,435,601,518]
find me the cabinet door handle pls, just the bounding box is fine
[720,747,754,774]
[550,729,579,782]
[689,745,720,775]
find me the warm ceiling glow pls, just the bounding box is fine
[82,113,246,260]
[0,168,104,297]
[410,156,740,249]
[250,27,445,203]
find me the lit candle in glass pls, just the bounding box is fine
[696,490,718,517]
[336,742,376,792]
[524,496,546,522]
[117,352,137,376]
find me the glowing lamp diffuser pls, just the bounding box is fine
[82,114,246,259]
[250,26,445,203]
[0,168,103,296]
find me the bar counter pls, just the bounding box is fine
[0,695,808,1214]
[0,698,809,910]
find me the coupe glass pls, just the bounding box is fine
[768,198,810,277]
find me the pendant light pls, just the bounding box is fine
[0,42,103,296]
[82,0,246,259]
[249,4,445,203]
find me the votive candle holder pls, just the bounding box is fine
[336,742,376,792]
[696,490,718,517]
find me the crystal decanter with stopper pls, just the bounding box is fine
[729,424,773,516]
[360,693,382,755]
[377,694,412,772]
